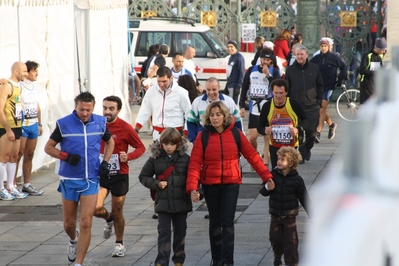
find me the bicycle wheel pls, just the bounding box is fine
[336,89,360,122]
[134,86,146,105]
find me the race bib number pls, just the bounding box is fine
[99,154,120,176]
[272,125,293,144]
[24,102,38,119]
[15,103,22,121]
[226,65,232,77]
[249,82,268,98]
[370,62,381,71]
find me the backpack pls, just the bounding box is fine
[201,127,241,157]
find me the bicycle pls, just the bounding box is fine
[335,84,360,122]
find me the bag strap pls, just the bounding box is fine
[202,127,241,157]
[157,165,174,181]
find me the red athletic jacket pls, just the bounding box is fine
[186,118,272,192]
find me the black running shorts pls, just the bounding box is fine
[99,174,129,197]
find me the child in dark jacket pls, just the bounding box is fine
[138,128,192,266]
[259,146,310,266]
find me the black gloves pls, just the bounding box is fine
[100,161,110,176]
[233,86,241,96]
[59,152,81,166]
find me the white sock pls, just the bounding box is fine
[6,163,16,190]
[0,163,6,189]
[23,183,30,188]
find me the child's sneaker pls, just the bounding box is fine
[0,188,15,200]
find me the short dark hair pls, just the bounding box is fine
[159,44,169,55]
[25,60,39,72]
[173,52,184,59]
[75,91,95,106]
[270,79,289,92]
[103,95,122,110]
[157,66,172,78]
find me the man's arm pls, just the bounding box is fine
[0,83,13,138]
[257,101,272,135]
[126,125,146,160]
[147,64,159,79]
[239,67,252,113]
[359,52,372,76]
[102,136,114,163]
[336,56,348,84]
[315,69,324,106]
[135,89,153,131]
[186,99,201,142]
[44,138,61,158]
[37,104,43,136]
[237,55,245,87]
[180,89,192,136]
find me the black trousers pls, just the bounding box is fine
[155,212,188,266]
[299,107,319,159]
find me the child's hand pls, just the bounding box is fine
[190,190,200,203]
[157,181,168,190]
[267,179,275,190]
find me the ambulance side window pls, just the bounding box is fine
[175,32,213,58]
[136,32,172,56]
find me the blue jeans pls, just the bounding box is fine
[203,184,240,265]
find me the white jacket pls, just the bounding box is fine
[135,81,191,131]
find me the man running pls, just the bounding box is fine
[94,95,145,257]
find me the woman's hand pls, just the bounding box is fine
[190,190,200,203]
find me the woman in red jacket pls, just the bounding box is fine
[187,101,273,266]
[274,29,291,70]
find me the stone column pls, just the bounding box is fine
[385,1,398,63]
[297,0,320,56]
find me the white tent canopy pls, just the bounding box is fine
[0,0,130,175]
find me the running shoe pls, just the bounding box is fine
[22,184,44,196]
[112,243,126,257]
[0,188,15,201]
[67,230,79,262]
[314,132,321,143]
[103,220,114,239]
[328,123,337,140]
[10,187,28,199]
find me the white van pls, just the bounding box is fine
[129,17,254,89]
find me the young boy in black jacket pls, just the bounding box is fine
[259,146,310,266]
[138,128,192,266]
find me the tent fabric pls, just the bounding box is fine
[0,1,130,175]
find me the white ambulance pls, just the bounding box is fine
[129,17,255,90]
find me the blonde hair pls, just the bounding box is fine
[202,101,232,128]
[277,146,302,170]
